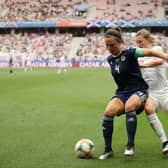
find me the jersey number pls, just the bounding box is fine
[115,64,120,74]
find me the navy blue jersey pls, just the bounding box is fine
[107,47,148,94]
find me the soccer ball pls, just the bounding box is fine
[75,138,95,158]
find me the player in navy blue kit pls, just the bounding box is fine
[9,56,14,74]
[99,28,168,160]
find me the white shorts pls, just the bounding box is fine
[58,62,66,68]
[149,87,168,111]
[26,61,32,66]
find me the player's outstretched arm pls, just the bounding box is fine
[136,48,168,62]
[138,58,164,68]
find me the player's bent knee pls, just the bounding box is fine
[104,110,116,117]
[145,105,155,115]
[125,103,136,112]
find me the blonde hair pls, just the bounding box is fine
[136,28,157,45]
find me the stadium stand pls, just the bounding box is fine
[0,31,72,64]
[0,0,168,67]
[0,0,166,21]
[75,32,168,60]
[0,0,88,21]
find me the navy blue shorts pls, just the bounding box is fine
[112,90,148,115]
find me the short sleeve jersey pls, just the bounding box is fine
[107,47,148,94]
[138,46,168,90]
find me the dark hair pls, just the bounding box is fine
[104,27,123,43]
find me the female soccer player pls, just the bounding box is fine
[57,56,67,75]
[136,28,168,155]
[24,55,32,72]
[99,28,168,160]
[9,56,14,74]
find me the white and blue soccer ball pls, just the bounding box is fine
[75,138,95,158]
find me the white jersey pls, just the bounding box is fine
[139,46,168,91]
[59,56,65,63]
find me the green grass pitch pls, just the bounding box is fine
[0,68,168,168]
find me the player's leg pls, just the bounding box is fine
[29,65,32,71]
[145,96,168,154]
[161,90,168,115]
[27,62,32,71]
[57,67,61,74]
[9,66,13,74]
[99,97,124,160]
[158,93,168,154]
[57,63,63,74]
[24,63,27,71]
[124,91,147,156]
[64,68,67,73]
[63,62,67,73]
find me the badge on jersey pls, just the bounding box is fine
[121,55,126,62]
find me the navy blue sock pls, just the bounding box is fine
[126,111,137,146]
[102,115,114,152]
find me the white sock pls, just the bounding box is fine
[147,113,167,143]
[57,69,61,74]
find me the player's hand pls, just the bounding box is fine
[166,54,168,62]
[138,59,145,67]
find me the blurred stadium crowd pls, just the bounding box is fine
[0,0,168,66]
[0,0,166,21]
[0,32,72,63]
[0,31,168,64]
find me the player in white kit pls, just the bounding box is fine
[24,55,32,71]
[136,29,168,154]
[57,56,67,74]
